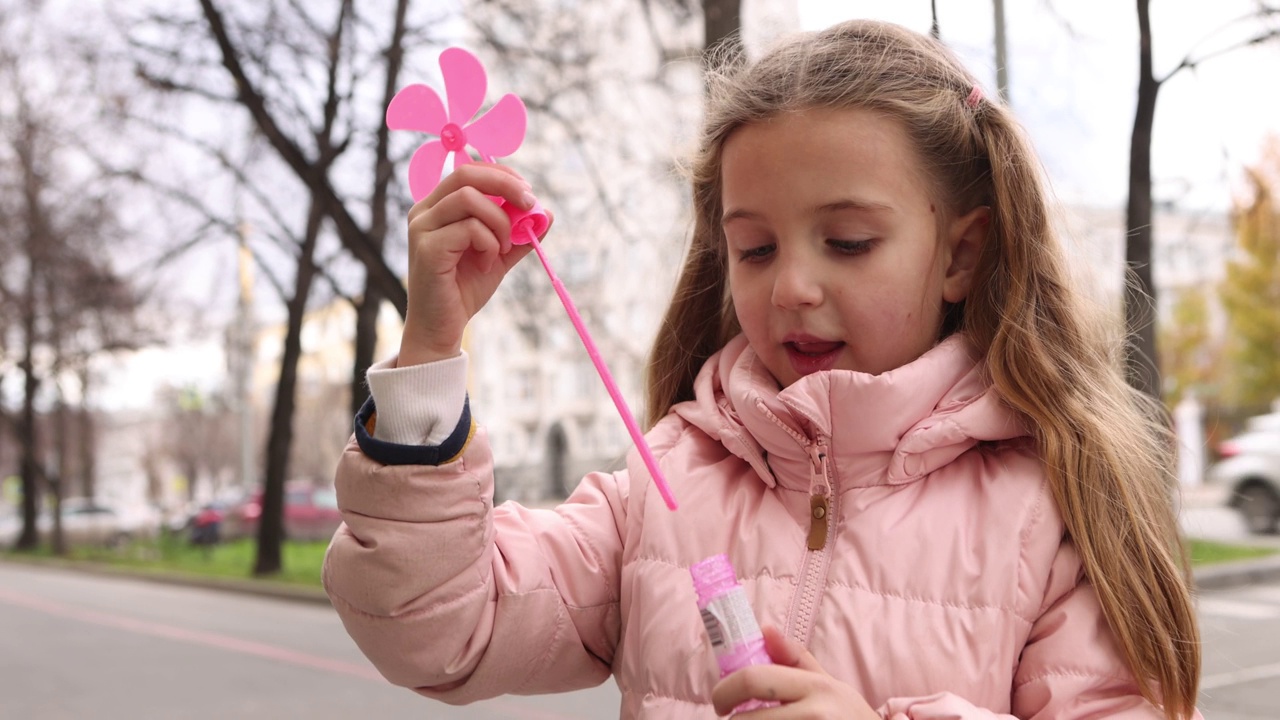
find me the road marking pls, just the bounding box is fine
[1196,597,1280,620]
[0,585,384,680]
[1202,661,1280,691]
[0,584,585,720]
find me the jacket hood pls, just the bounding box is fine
[673,334,1029,492]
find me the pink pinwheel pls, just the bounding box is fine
[386,47,528,201]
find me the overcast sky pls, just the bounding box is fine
[797,0,1280,211]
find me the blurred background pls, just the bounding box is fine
[2,0,1280,717]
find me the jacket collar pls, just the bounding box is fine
[675,334,1028,492]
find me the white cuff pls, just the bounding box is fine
[365,352,469,445]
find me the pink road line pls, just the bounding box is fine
[0,585,383,680]
[0,585,583,720]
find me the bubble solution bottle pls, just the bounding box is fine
[690,553,779,714]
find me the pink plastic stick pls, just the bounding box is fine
[520,227,678,511]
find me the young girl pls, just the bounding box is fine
[324,20,1202,720]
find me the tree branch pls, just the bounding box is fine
[1158,26,1280,84]
[196,0,406,315]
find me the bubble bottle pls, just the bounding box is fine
[690,554,778,714]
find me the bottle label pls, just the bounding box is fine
[700,590,762,651]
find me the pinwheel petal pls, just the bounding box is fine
[465,93,527,159]
[439,47,487,125]
[452,149,472,172]
[386,84,447,134]
[407,140,448,202]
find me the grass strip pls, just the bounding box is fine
[1187,537,1278,566]
[5,534,327,588]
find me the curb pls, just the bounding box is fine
[1192,553,1280,592]
[0,555,332,606]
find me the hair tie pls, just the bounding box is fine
[964,86,983,109]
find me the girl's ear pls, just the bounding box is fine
[942,206,991,303]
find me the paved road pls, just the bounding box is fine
[0,562,619,719]
[2,560,1278,718]
[1198,579,1280,719]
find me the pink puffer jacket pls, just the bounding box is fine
[324,334,1187,718]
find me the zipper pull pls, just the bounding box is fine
[807,494,829,550]
[806,446,830,551]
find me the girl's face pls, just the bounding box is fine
[721,107,988,387]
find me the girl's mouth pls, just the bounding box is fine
[784,341,845,376]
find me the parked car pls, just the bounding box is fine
[1208,411,1280,534]
[0,498,160,548]
[221,481,342,542]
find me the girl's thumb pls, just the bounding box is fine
[761,624,824,673]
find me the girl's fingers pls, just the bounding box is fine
[413,162,534,223]
[711,665,812,716]
[415,185,515,250]
[422,216,502,274]
[760,625,824,673]
[710,628,834,716]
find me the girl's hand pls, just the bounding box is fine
[711,625,881,719]
[399,162,552,367]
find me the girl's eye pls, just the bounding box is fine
[828,239,873,255]
[737,244,775,262]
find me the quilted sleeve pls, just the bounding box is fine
[323,402,629,703]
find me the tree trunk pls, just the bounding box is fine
[51,397,69,557]
[1125,0,1162,400]
[350,292,378,416]
[702,0,742,63]
[15,121,43,552]
[348,0,409,418]
[993,0,1010,104]
[16,324,40,551]
[254,200,323,576]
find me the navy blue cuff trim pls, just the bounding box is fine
[353,394,473,466]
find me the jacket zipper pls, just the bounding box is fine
[792,440,834,645]
[748,399,837,645]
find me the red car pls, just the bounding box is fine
[222,481,343,542]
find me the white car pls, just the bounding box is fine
[0,498,159,548]
[1208,411,1280,534]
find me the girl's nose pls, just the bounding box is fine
[771,255,823,309]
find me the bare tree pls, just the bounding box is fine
[117,0,428,573]
[121,0,433,419]
[1125,0,1280,399]
[0,34,148,552]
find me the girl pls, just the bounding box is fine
[324,20,1202,720]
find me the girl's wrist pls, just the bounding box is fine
[398,332,462,368]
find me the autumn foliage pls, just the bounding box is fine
[1220,138,1280,410]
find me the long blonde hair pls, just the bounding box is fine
[646,20,1199,719]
